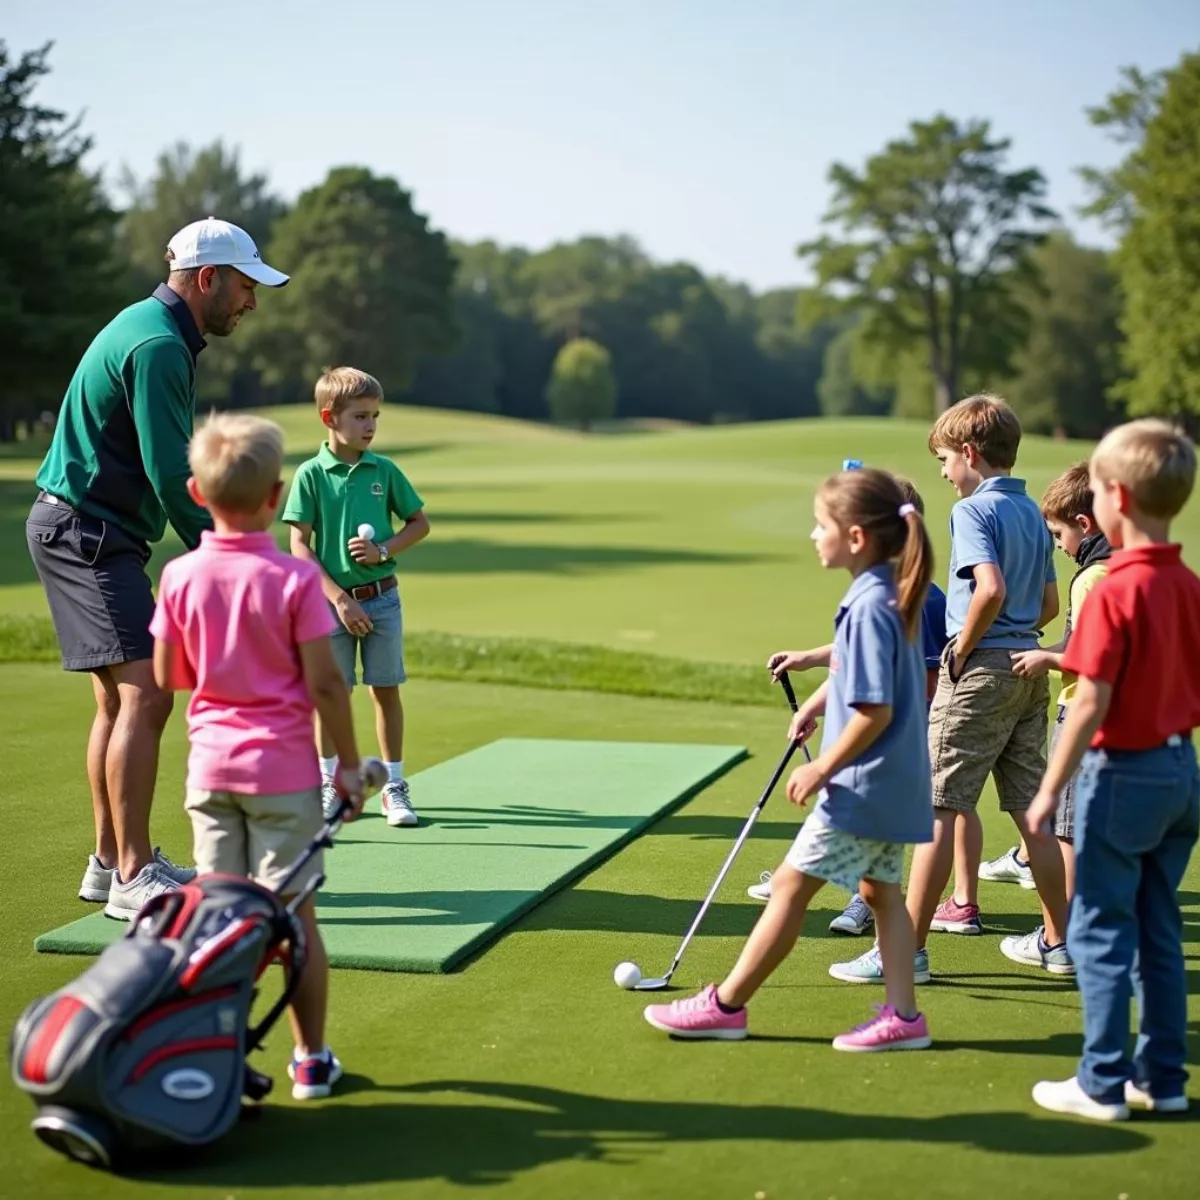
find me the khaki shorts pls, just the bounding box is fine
[185,787,324,895]
[928,647,1050,814]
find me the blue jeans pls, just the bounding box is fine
[330,587,406,688]
[1070,739,1199,1104]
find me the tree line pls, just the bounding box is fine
[2,39,1198,440]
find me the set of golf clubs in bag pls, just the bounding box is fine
[8,761,389,1173]
[10,674,809,1172]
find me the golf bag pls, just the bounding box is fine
[9,873,304,1169]
[9,762,383,1172]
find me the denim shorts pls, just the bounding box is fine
[330,587,406,688]
[1049,705,1075,840]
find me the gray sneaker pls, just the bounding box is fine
[152,847,197,886]
[382,779,418,827]
[79,847,193,902]
[829,894,875,935]
[1000,927,1075,975]
[321,779,341,821]
[104,861,181,921]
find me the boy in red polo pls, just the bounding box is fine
[1025,419,1200,1122]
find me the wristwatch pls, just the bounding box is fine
[375,542,391,562]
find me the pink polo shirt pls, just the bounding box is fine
[150,531,336,794]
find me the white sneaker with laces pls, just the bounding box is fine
[382,779,418,827]
[1032,1076,1129,1122]
[321,779,341,821]
[80,847,194,902]
[104,860,182,921]
[747,871,772,902]
[1125,1081,1189,1113]
[979,846,1037,889]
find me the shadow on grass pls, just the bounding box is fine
[128,1079,1152,1188]
[401,538,780,576]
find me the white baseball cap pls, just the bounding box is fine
[165,217,289,287]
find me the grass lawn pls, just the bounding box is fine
[1,410,1198,1198]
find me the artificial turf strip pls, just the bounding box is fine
[33,737,747,972]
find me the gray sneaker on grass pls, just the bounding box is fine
[1000,927,1074,975]
[80,847,194,903]
[104,860,182,921]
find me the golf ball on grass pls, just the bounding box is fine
[613,961,642,989]
[357,523,375,541]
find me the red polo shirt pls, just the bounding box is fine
[1061,543,1200,750]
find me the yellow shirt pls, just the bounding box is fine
[1058,562,1109,706]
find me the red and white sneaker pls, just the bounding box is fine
[643,985,748,1040]
[832,1004,931,1052]
[288,1049,344,1100]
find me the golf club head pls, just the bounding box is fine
[632,976,672,991]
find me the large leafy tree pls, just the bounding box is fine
[0,40,123,438]
[1003,231,1124,437]
[244,167,457,400]
[1112,52,1200,431]
[799,115,1056,414]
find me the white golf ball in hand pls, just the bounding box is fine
[357,523,375,541]
[613,961,642,990]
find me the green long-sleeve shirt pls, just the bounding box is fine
[35,285,213,550]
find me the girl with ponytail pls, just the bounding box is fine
[644,468,937,1050]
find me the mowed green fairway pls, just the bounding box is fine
[1,411,1198,1199]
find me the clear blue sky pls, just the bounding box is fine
[9,0,1200,290]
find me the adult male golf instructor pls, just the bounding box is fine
[26,218,289,920]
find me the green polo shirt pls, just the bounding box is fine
[35,286,213,549]
[282,444,424,590]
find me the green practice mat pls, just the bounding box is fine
[34,738,746,973]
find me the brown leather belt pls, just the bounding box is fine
[349,574,397,603]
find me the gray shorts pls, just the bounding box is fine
[785,810,904,891]
[25,495,155,671]
[330,587,406,688]
[1050,705,1075,840]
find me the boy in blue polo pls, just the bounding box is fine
[1028,419,1200,1122]
[283,367,430,827]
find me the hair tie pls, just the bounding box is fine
[898,503,916,518]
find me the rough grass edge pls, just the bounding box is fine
[0,617,815,709]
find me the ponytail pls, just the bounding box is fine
[895,508,933,641]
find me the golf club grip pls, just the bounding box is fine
[665,737,802,978]
[779,672,799,713]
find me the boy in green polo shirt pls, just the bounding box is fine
[284,367,430,826]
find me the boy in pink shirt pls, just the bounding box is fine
[151,412,369,1100]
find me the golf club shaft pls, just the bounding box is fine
[661,737,802,982]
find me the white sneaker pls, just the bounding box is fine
[80,847,193,902]
[321,779,341,821]
[382,779,418,827]
[79,855,116,902]
[104,861,181,921]
[747,871,772,902]
[1125,1081,1189,1113]
[979,846,1037,889]
[1032,1076,1129,1122]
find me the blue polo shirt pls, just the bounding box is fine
[814,565,933,844]
[946,476,1055,650]
[921,581,948,668]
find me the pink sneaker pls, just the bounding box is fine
[929,897,982,935]
[833,1005,931,1052]
[643,985,748,1040]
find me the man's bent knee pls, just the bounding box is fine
[110,659,174,727]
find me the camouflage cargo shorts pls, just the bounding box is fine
[928,647,1050,814]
